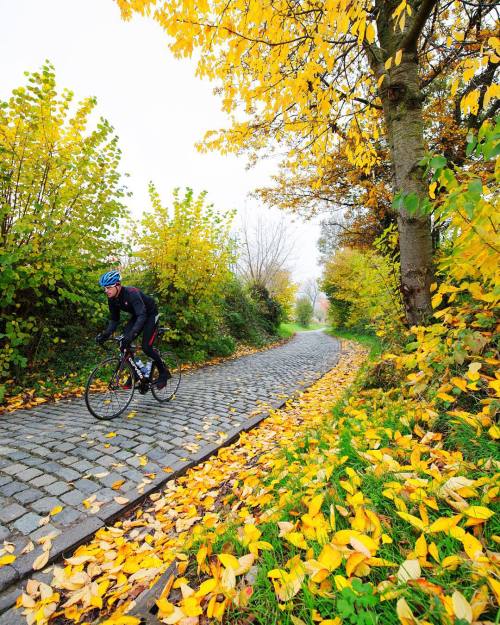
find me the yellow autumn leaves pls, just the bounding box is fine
[17,340,499,624]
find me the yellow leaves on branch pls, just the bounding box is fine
[136,187,235,303]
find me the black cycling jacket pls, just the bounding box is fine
[103,286,158,340]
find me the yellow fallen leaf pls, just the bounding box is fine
[396,511,427,531]
[0,555,16,566]
[441,555,462,570]
[488,424,500,439]
[397,559,421,583]
[452,590,472,623]
[318,544,342,571]
[82,495,97,509]
[462,532,483,560]
[112,480,125,490]
[50,505,62,516]
[100,616,142,625]
[218,553,240,570]
[139,455,148,466]
[195,578,217,597]
[487,576,500,603]
[308,494,324,517]
[428,515,462,533]
[462,506,494,520]
[33,550,50,570]
[346,552,367,577]
[350,534,377,556]
[105,432,117,438]
[397,597,417,624]
[285,532,308,549]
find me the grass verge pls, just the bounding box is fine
[326,328,383,360]
[279,322,327,337]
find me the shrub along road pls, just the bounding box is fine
[0,330,340,619]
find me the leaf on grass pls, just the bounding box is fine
[397,598,417,624]
[284,532,308,549]
[452,590,473,623]
[462,506,493,520]
[396,511,427,531]
[397,559,421,583]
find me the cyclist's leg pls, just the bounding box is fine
[122,319,136,388]
[141,315,170,384]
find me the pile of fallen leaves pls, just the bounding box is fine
[14,340,499,625]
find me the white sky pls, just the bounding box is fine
[0,0,322,284]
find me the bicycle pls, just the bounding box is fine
[84,326,181,420]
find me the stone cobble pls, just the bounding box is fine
[0,330,339,611]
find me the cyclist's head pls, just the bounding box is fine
[99,270,121,288]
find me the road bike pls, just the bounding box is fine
[84,326,181,420]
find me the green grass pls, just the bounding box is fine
[326,328,383,360]
[278,321,327,337]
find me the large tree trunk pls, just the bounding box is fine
[382,58,434,326]
[373,0,435,326]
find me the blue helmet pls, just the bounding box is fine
[99,270,121,287]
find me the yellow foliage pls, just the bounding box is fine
[137,187,235,302]
[321,246,403,338]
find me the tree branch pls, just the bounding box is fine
[401,0,440,52]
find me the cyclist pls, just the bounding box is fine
[96,270,170,389]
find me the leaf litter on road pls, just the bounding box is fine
[16,342,499,624]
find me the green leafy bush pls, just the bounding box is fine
[0,64,128,394]
[295,296,314,327]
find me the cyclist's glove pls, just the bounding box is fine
[120,334,133,350]
[96,332,108,345]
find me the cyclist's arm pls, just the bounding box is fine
[126,291,147,339]
[102,301,120,338]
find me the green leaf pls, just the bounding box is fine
[467,179,482,199]
[465,133,477,157]
[403,193,419,213]
[430,155,447,170]
[392,193,405,211]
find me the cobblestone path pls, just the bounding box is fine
[0,330,340,619]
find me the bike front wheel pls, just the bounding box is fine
[150,351,181,403]
[85,356,135,420]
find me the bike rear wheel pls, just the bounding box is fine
[85,356,135,420]
[150,351,181,403]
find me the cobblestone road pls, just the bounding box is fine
[0,330,340,619]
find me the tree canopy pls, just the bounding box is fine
[117,0,499,324]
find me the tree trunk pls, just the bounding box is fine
[372,1,435,326]
[383,59,433,326]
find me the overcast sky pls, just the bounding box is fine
[0,0,322,284]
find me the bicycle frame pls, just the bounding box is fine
[112,347,147,388]
[109,327,167,388]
